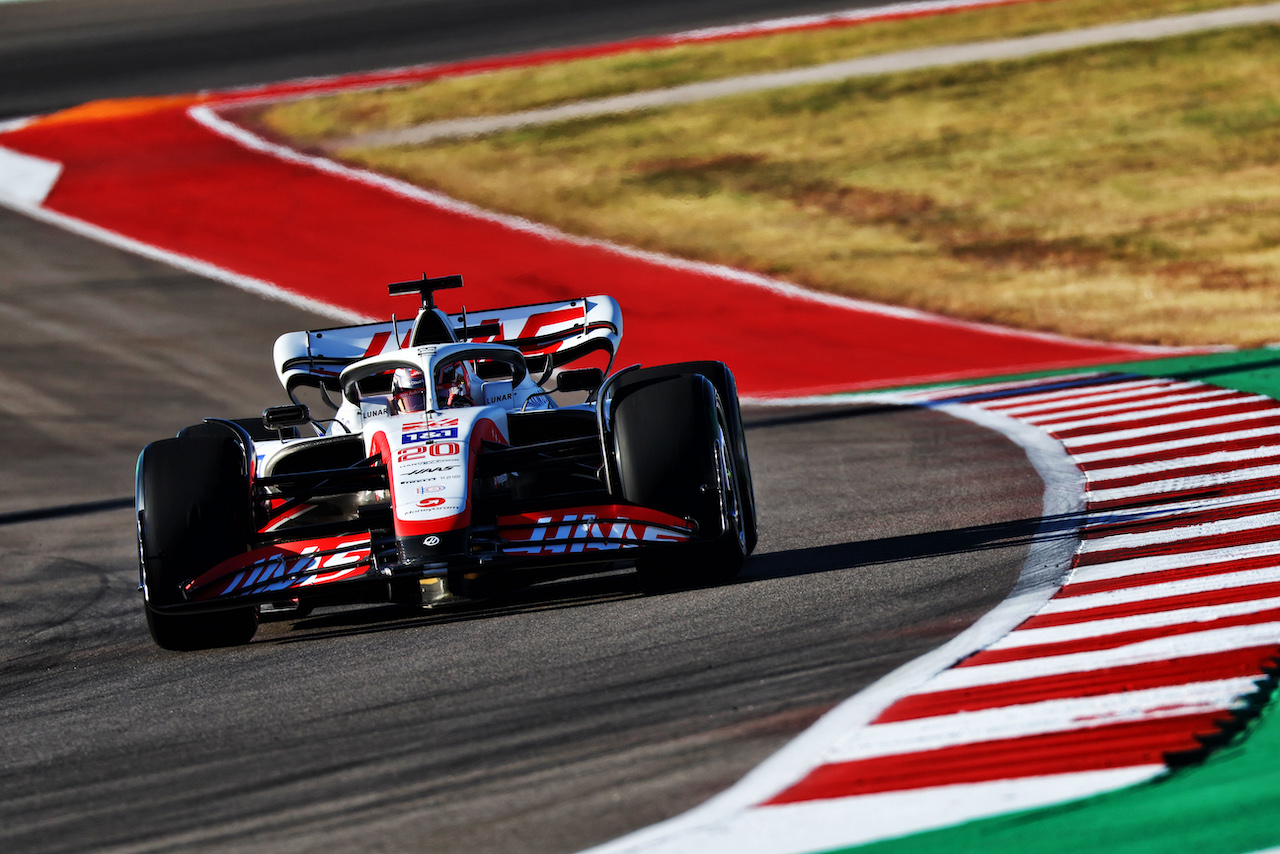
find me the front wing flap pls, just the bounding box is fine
[494,504,696,557]
[181,533,387,605]
[169,504,697,610]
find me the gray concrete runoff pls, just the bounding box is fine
[329,2,1280,150]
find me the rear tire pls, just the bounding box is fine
[611,370,750,590]
[136,436,258,650]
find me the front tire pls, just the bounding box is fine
[136,436,258,650]
[665,361,757,555]
[611,370,750,590]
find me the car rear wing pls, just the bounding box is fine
[273,295,622,405]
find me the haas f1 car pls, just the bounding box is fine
[136,276,757,649]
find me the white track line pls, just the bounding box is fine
[596,769,1165,854]
[582,401,1086,853]
[0,146,61,205]
[0,148,365,324]
[191,106,1181,360]
[621,375,1280,854]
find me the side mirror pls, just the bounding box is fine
[555,368,605,394]
[262,404,310,431]
[525,353,550,379]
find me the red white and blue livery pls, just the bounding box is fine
[135,275,756,649]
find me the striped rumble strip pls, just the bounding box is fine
[765,373,1280,809]
[591,372,1280,854]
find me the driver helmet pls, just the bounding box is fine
[391,367,426,414]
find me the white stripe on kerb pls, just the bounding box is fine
[1087,462,1280,505]
[1063,407,1280,450]
[1080,486,1280,527]
[979,378,1173,412]
[1086,487,1280,525]
[894,372,1107,403]
[1045,395,1269,433]
[990,597,1280,651]
[823,678,1256,763]
[1074,425,1280,464]
[1044,567,1280,614]
[1087,445,1280,482]
[1020,387,1237,425]
[1079,509,1280,554]
[1069,539,1280,585]
[988,380,1194,416]
[914,622,1280,694]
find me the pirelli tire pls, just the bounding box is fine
[649,360,757,554]
[136,436,258,650]
[610,367,753,589]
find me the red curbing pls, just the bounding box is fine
[962,607,1280,666]
[873,647,1279,723]
[1021,581,1280,629]
[742,375,1280,821]
[764,712,1231,803]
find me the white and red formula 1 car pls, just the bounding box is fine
[135,275,756,649]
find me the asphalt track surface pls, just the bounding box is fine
[2,2,1046,852]
[0,206,1045,852]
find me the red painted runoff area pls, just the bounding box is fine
[1,102,1159,398]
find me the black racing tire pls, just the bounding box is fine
[650,361,757,555]
[610,370,750,590]
[136,436,258,650]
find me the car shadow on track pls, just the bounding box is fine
[740,510,1082,583]
[0,497,133,526]
[264,569,649,645]
[265,402,1081,644]
[262,509,1084,646]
